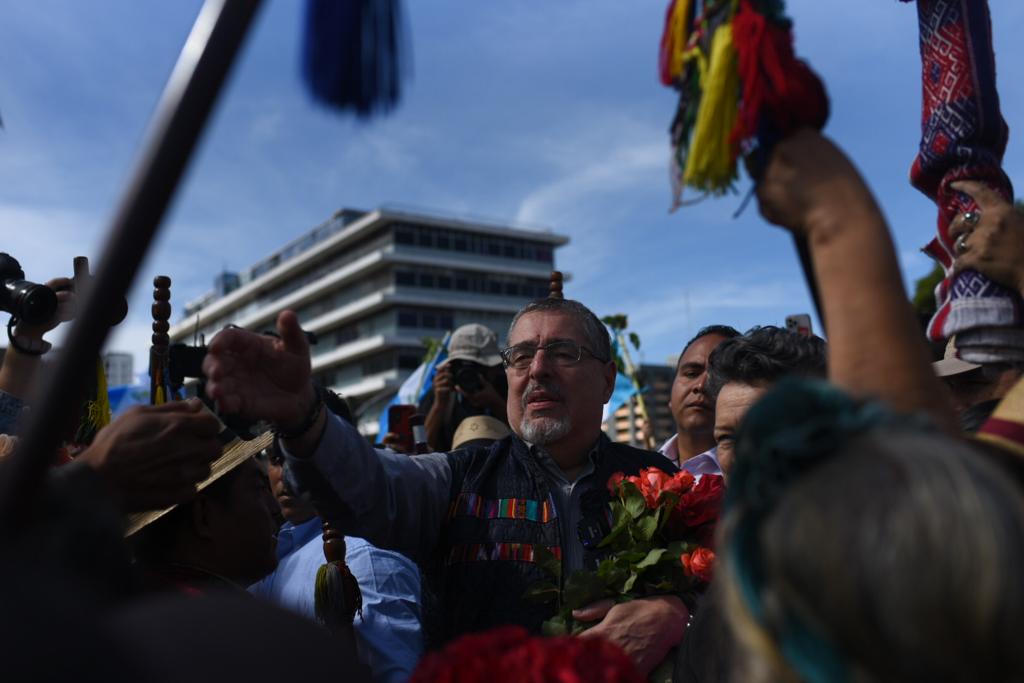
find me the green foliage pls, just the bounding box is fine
[911,262,944,321]
[420,336,445,365]
[601,314,628,331]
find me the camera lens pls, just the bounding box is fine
[8,281,58,325]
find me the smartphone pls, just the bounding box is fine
[387,403,418,453]
[785,314,813,337]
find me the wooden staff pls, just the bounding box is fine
[150,276,172,404]
[0,0,263,529]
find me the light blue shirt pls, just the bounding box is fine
[252,517,423,683]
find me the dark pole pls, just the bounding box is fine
[0,0,263,528]
[794,235,825,330]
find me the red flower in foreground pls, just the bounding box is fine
[410,626,643,683]
[680,547,716,583]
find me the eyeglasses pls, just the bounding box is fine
[500,340,605,370]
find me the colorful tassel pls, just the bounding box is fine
[659,0,693,86]
[684,23,740,194]
[73,356,112,446]
[661,0,828,200]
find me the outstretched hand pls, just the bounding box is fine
[202,310,315,429]
[949,180,1024,297]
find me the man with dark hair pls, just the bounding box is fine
[203,297,687,676]
[705,326,827,475]
[661,325,740,474]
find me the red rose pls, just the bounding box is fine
[675,474,725,527]
[660,470,695,498]
[688,547,716,583]
[607,471,625,495]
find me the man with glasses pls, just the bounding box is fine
[202,298,686,676]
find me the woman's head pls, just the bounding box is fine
[721,380,1024,683]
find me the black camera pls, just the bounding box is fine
[450,360,483,393]
[0,253,57,325]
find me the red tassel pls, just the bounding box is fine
[730,0,828,159]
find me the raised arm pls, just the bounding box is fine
[203,310,451,560]
[755,130,955,430]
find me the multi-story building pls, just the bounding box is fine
[102,351,135,387]
[604,363,676,448]
[169,207,568,433]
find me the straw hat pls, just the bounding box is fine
[125,431,274,536]
[451,415,511,449]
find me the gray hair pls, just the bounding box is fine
[506,298,611,363]
[723,431,1024,682]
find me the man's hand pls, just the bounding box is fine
[949,180,1024,296]
[77,398,221,512]
[12,276,75,346]
[754,129,878,241]
[574,596,688,675]
[203,310,315,428]
[433,364,455,408]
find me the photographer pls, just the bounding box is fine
[0,255,73,434]
[421,324,509,451]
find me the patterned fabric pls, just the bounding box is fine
[448,493,556,524]
[907,0,1020,361]
[447,543,562,565]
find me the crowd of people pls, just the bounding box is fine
[4,128,1024,681]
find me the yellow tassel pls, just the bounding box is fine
[668,0,692,82]
[91,356,111,429]
[155,384,166,406]
[684,23,740,194]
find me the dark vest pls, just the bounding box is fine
[421,433,676,647]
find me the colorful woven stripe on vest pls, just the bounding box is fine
[977,376,1024,459]
[449,493,556,524]
[904,0,1021,361]
[448,543,563,565]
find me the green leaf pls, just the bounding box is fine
[542,616,568,637]
[635,514,659,542]
[635,547,667,569]
[629,332,641,350]
[523,581,560,604]
[563,570,608,610]
[623,571,638,593]
[533,544,562,580]
[622,482,646,519]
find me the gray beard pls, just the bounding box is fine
[519,414,572,445]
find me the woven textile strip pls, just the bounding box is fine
[449,493,556,523]
[907,0,1021,361]
[447,543,563,565]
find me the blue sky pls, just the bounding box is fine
[3,1,1024,372]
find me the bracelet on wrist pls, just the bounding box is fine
[7,318,50,357]
[272,387,324,440]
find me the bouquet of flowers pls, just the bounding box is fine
[527,467,725,635]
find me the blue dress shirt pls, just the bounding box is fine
[252,517,423,682]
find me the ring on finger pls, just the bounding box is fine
[955,232,970,255]
[963,211,980,227]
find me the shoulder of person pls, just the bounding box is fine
[602,438,680,474]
